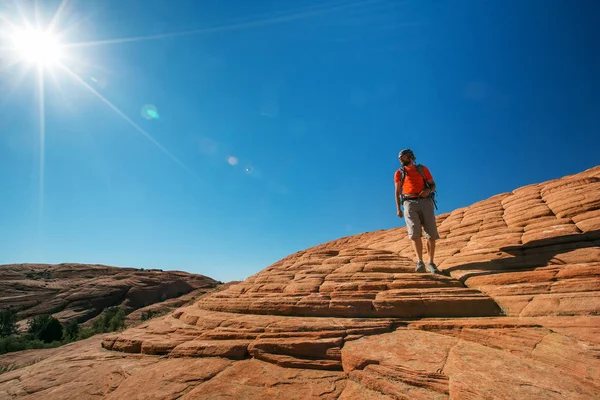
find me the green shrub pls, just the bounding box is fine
[0,306,131,356]
[140,310,166,321]
[0,309,18,337]
[92,306,125,333]
[76,327,96,341]
[140,310,153,321]
[27,315,63,343]
[62,320,80,342]
[0,364,18,374]
[0,336,62,355]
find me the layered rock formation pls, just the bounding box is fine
[1,165,599,399]
[0,264,219,325]
[124,282,240,327]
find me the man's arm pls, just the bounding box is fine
[427,178,436,192]
[419,178,436,197]
[395,182,402,217]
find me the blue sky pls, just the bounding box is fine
[0,0,598,282]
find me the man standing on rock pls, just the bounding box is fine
[395,149,441,274]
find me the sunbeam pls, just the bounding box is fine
[47,67,72,112]
[64,0,383,48]
[37,65,46,227]
[59,63,201,181]
[12,0,32,30]
[48,0,71,35]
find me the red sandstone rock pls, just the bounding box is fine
[342,318,600,399]
[0,263,219,326]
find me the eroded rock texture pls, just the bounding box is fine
[1,165,599,399]
[0,264,219,325]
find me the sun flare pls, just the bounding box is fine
[11,28,63,66]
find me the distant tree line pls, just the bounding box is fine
[0,306,128,355]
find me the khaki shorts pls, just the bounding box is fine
[404,197,440,240]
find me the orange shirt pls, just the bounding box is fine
[394,165,433,195]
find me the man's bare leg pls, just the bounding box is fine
[411,238,424,261]
[426,238,436,264]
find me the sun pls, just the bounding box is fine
[10,28,63,66]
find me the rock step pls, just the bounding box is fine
[196,286,503,318]
[102,308,401,370]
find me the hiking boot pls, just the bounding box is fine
[427,262,441,274]
[415,260,426,273]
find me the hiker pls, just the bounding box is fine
[395,149,441,274]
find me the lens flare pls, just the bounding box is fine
[141,104,159,120]
[227,156,239,166]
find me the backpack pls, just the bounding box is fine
[398,164,438,210]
